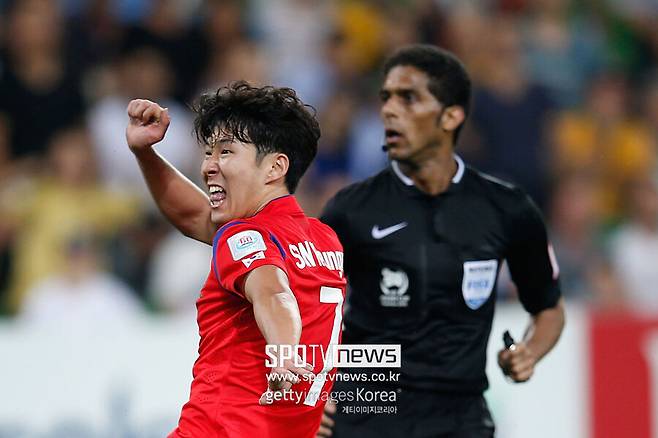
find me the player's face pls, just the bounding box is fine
[202,135,271,225]
[379,65,445,163]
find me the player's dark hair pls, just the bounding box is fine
[193,81,320,193]
[383,44,471,142]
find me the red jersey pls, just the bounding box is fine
[169,196,346,438]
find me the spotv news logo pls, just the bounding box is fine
[265,344,401,368]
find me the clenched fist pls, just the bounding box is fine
[498,341,537,383]
[126,99,170,152]
[258,354,314,406]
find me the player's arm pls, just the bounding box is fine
[500,194,565,383]
[126,99,216,244]
[243,265,313,402]
[244,265,302,348]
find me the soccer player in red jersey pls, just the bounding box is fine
[125,81,346,437]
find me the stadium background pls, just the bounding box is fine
[0,0,657,437]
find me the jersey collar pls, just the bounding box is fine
[391,154,465,187]
[253,194,304,217]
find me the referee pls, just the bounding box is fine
[318,45,565,437]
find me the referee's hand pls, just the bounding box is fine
[497,342,537,383]
[316,400,336,437]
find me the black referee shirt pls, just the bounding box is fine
[320,156,561,394]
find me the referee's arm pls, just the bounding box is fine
[498,298,565,382]
[500,195,565,382]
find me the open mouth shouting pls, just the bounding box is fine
[208,184,226,208]
[385,128,404,145]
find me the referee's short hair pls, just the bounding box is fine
[383,44,471,142]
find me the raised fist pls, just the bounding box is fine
[126,99,170,152]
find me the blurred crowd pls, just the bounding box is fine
[0,0,657,324]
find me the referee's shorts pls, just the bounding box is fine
[331,380,495,438]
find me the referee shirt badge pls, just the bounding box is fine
[462,260,498,309]
[379,267,410,307]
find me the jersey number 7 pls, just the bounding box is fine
[303,286,344,406]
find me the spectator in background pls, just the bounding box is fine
[644,74,658,156]
[344,99,388,181]
[0,0,9,292]
[198,39,269,92]
[0,0,85,177]
[608,176,658,314]
[120,0,206,102]
[520,0,607,107]
[600,0,658,76]
[313,92,354,182]
[295,90,355,217]
[338,0,422,184]
[87,43,199,203]
[0,125,139,313]
[0,0,654,323]
[548,172,601,300]
[380,1,422,51]
[321,30,387,182]
[201,0,245,60]
[414,0,450,47]
[435,2,488,73]
[467,14,555,209]
[191,2,270,92]
[0,3,4,53]
[19,234,143,327]
[552,72,655,223]
[147,230,210,314]
[249,0,336,109]
[66,0,126,83]
[109,210,171,301]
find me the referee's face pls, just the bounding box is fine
[380,65,445,164]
